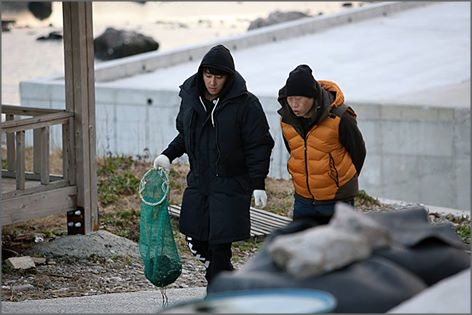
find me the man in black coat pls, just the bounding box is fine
[154,44,275,285]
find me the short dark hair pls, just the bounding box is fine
[203,66,230,76]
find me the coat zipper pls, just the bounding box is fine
[198,96,221,176]
[212,98,221,176]
[215,121,220,176]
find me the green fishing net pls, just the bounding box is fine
[139,167,182,291]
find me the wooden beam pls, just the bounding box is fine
[1,186,77,226]
[15,131,25,190]
[40,126,50,184]
[6,113,15,172]
[1,170,63,181]
[2,180,71,200]
[33,129,41,174]
[1,104,64,116]
[63,2,98,233]
[62,117,75,185]
[1,112,73,133]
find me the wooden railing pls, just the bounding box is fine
[1,105,74,191]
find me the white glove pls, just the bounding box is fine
[253,189,267,208]
[153,154,171,170]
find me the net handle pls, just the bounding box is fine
[139,167,170,207]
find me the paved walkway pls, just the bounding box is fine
[3,269,470,313]
[1,287,207,314]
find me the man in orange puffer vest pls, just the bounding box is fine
[278,64,366,223]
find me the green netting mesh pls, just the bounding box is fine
[139,167,182,289]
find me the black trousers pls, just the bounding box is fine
[186,236,234,285]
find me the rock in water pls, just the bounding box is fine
[94,27,159,60]
[248,10,311,31]
[28,2,52,20]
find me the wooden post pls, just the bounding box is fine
[16,131,25,190]
[6,114,15,172]
[40,126,50,185]
[62,117,75,185]
[33,129,41,174]
[62,2,98,234]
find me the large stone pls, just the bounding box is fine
[248,10,311,31]
[27,2,52,20]
[94,27,159,60]
[5,256,36,270]
[268,226,370,278]
[267,203,392,278]
[23,230,141,260]
[330,202,392,249]
[36,31,62,41]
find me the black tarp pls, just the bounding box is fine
[207,206,470,313]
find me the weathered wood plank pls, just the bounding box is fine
[2,180,71,200]
[1,177,42,195]
[2,170,63,181]
[62,117,74,184]
[1,112,73,133]
[40,126,50,184]
[15,131,25,190]
[1,104,64,116]
[33,129,41,174]
[1,186,77,226]
[6,113,15,172]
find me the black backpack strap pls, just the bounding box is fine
[330,104,357,119]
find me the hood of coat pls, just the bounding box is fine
[277,79,345,126]
[199,44,235,76]
[180,44,242,103]
[179,46,248,111]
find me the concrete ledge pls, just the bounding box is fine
[378,198,470,216]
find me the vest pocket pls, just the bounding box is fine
[328,153,340,188]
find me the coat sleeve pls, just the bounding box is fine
[339,111,366,175]
[240,97,275,190]
[162,101,187,162]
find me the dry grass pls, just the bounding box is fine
[1,146,64,175]
[3,151,469,253]
[0,149,390,244]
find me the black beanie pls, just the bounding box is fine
[285,64,318,98]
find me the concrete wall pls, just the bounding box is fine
[19,82,470,211]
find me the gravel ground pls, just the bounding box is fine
[1,231,253,302]
[2,205,469,302]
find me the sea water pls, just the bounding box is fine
[1,1,365,104]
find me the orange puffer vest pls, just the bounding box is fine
[281,80,357,201]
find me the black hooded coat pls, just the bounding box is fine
[162,45,275,244]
